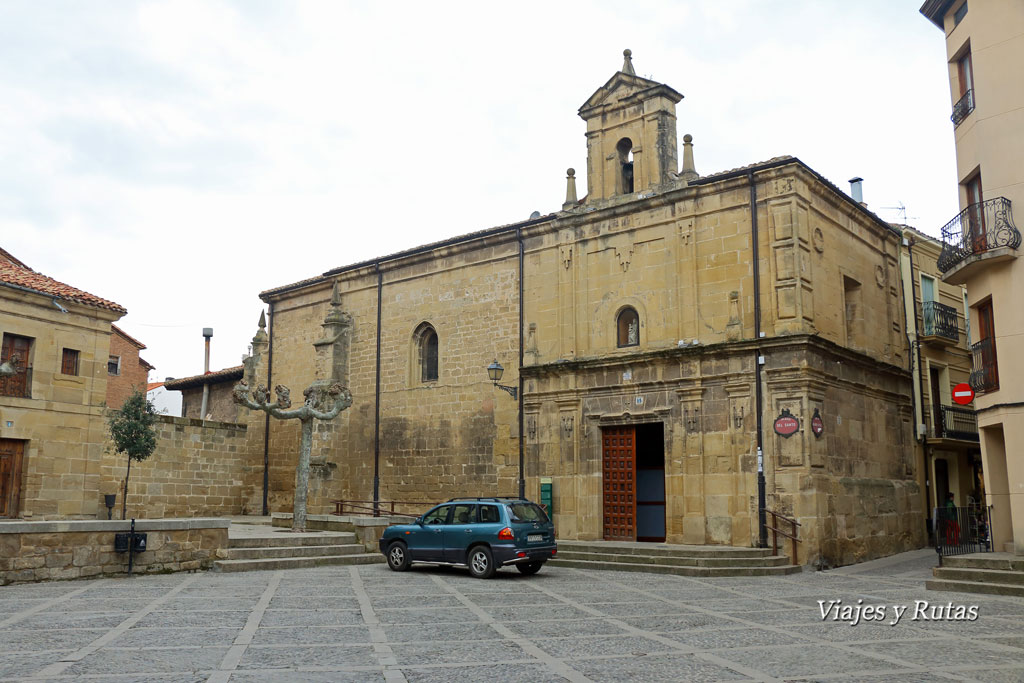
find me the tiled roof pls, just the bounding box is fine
[111,324,147,349]
[0,253,126,314]
[164,365,244,391]
[147,382,164,392]
[140,357,155,371]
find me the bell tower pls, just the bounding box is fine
[578,50,683,202]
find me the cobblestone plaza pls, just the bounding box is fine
[1,550,1023,682]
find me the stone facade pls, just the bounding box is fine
[99,415,252,519]
[166,366,244,422]
[0,518,228,585]
[105,325,153,409]
[249,54,926,566]
[1,249,125,519]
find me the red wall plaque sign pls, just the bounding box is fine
[811,408,824,438]
[773,409,799,438]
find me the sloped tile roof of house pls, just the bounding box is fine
[164,365,244,391]
[0,250,127,314]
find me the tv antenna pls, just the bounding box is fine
[881,201,918,224]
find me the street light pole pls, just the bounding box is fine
[487,359,523,498]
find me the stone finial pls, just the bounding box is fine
[252,310,269,345]
[562,168,578,210]
[679,133,699,183]
[621,49,635,75]
[618,48,634,76]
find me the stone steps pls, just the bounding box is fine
[941,556,1024,572]
[555,540,776,560]
[933,566,1024,586]
[225,544,366,561]
[549,557,801,577]
[212,528,383,572]
[213,553,384,573]
[226,532,358,549]
[927,553,1024,598]
[554,549,791,568]
[549,541,799,577]
[925,578,1024,598]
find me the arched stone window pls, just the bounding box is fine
[414,323,439,382]
[617,137,634,194]
[617,307,639,347]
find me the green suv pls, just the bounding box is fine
[378,497,557,578]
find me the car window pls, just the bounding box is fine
[422,506,450,525]
[450,504,476,525]
[479,505,501,523]
[507,503,549,524]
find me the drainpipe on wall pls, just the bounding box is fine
[749,171,767,549]
[262,304,274,516]
[906,237,931,533]
[373,263,383,515]
[517,227,526,500]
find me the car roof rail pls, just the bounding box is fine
[445,496,523,502]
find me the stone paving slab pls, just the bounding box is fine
[0,549,1022,681]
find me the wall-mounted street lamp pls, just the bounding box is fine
[487,360,518,399]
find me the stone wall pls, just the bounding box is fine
[100,415,254,519]
[180,382,243,423]
[0,518,229,585]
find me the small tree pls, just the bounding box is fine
[107,389,158,519]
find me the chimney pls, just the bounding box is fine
[200,327,213,420]
[848,177,864,205]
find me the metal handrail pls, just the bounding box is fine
[332,499,423,518]
[938,197,1020,273]
[762,509,801,564]
[938,404,979,441]
[951,88,974,126]
[921,300,959,342]
[969,338,999,393]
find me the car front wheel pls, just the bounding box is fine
[516,561,544,575]
[467,546,496,579]
[386,542,410,572]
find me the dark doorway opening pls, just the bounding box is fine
[635,423,665,542]
[935,457,950,510]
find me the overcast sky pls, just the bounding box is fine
[0,1,957,382]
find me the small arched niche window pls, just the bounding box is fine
[414,323,439,382]
[617,307,640,348]
[617,137,634,194]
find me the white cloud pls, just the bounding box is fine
[0,0,960,379]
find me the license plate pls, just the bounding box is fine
[527,534,543,542]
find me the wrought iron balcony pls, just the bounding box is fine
[951,89,974,126]
[969,337,998,393]
[921,300,959,343]
[935,404,979,441]
[938,197,1021,274]
[0,366,32,399]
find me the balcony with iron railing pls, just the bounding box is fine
[0,367,32,399]
[920,300,959,345]
[938,198,1020,283]
[951,89,974,127]
[931,404,979,442]
[969,337,998,394]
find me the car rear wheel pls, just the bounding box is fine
[467,546,495,579]
[386,542,410,571]
[516,561,544,575]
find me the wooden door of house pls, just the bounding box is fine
[0,439,25,518]
[602,426,636,540]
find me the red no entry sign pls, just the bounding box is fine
[952,383,974,405]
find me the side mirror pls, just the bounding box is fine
[415,516,425,526]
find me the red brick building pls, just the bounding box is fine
[105,325,154,409]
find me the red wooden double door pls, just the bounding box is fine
[602,425,665,542]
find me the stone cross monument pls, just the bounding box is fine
[233,282,352,532]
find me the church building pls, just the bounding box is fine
[250,51,924,566]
